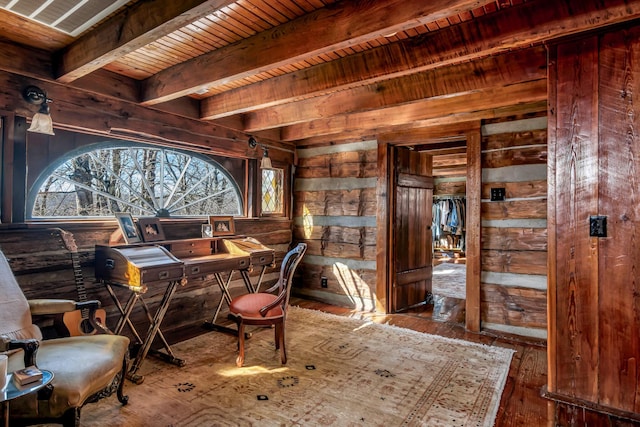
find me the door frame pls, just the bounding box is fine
[375,126,481,331]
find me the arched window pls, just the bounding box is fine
[28,142,243,219]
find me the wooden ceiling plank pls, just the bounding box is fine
[280,80,547,141]
[55,0,239,83]
[140,0,486,104]
[243,46,546,131]
[201,0,640,120]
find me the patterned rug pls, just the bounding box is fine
[80,307,513,426]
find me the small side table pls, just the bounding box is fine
[1,370,54,427]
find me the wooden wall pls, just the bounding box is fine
[546,25,640,420]
[480,115,548,339]
[0,218,292,342]
[292,140,378,310]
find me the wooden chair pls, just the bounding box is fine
[0,250,130,427]
[228,243,307,367]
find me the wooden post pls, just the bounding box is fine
[465,125,481,332]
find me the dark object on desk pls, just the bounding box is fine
[229,243,307,367]
[0,246,129,427]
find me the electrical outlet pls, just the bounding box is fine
[490,187,506,201]
[321,277,328,288]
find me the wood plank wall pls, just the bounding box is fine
[0,218,292,341]
[480,115,548,339]
[292,140,378,310]
[547,26,640,420]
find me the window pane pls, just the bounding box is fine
[29,143,243,218]
[261,168,283,214]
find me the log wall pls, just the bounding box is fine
[480,115,548,339]
[0,218,292,342]
[292,140,378,310]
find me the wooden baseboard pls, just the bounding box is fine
[541,386,640,423]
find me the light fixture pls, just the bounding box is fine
[248,136,272,168]
[261,146,272,169]
[23,85,54,135]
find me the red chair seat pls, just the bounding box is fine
[229,293,283,318]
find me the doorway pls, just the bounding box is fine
[376,128,481,331]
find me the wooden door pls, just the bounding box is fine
[391,147,433,312]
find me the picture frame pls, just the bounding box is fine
[209,216,235,236]
[137,217,166,242]
[201,224,213,238]
[115,212,142,244]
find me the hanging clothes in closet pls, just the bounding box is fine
[432,196,466,252]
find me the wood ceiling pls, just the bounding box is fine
[0,0,640,149]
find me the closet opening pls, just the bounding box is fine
[424,139,468,325]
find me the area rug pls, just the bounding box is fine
[432,262,466,299]
[79,307,514,426]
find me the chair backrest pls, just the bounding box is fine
[0,251,42,341]
[275,243,307,311]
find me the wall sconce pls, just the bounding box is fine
[23,85,54,135]
[261,146,272,169]
[248,136,272,169]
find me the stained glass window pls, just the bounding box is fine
[261,167,283,214]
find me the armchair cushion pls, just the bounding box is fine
[9,334,130,419]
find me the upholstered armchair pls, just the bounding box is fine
[0,251,130,427]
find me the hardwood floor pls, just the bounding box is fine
[289,298,640,427]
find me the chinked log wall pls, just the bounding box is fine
[0,219,291,341]
[480,115,548,339]
[292,140,378,310]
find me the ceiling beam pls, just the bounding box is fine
[55,0,238,83]
[140,0,484,105]
[0,69,294,159]
[202,0,640,120]
[243,47,546,132]
[281,81,547,141]
[379,124,475,146]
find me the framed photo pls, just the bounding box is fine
[209,216,235,236]
[115,212,141,244]
[201,224,213,238]
[137,217,166,242]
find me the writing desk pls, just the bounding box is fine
[95,244,186,384]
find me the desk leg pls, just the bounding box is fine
[240,265,267,293]
[138,297,185,367]
[127,280,185,383]
[105,284,143,343]
[203,271,245,336]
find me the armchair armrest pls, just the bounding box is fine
[28,299,102,315]
[0,335,39,367]
[29,299,113,335]
[28,299,78,315]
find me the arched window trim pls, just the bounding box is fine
[27,141,244,219]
